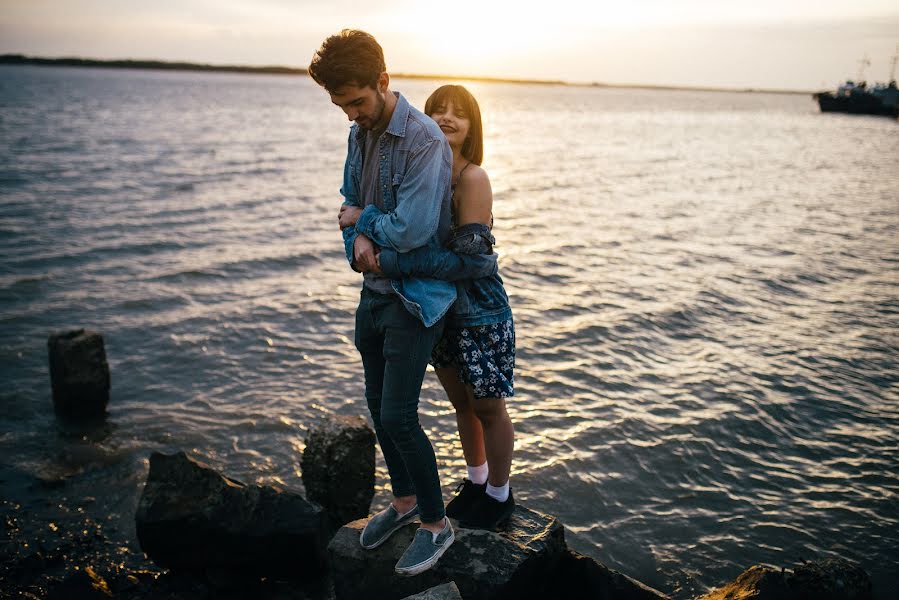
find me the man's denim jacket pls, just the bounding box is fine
[380,223,511,328]
[341,93,494,327]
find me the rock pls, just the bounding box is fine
[698,558,873,600]
[46,566,113,599]
[48,329,110,419]
[401,582,462,600]
[697,565,790,600]
[135,451,328,579]
[301,415,375,528]
[539,549,669,599]
[787,558,873,600]
[328,505,565,600]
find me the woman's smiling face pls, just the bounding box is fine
[429,101,470,150]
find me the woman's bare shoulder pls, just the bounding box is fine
[459,163,490,185]
[455,164,493,224]
[457,164,492,196]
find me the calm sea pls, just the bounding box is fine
[1,65,897,598]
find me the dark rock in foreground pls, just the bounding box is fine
[329,505,565,600]
[538,549,669,599]
[47,328,110,419]
[401,582,463,600]
[135,451,328,579]
[698,557,872,600]
[788,557,873,600]
[302,414,375,528]
[45,567,113,600]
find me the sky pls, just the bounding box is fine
[1,0,897,90]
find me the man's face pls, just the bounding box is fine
[329,81,386,130]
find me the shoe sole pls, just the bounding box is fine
[394,530,455,577]
[360,514,420,550]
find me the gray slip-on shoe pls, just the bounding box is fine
[360,503,420,550]
[394,519,455,577]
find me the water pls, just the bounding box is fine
[1,65,897,597]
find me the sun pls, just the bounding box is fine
[386,0,556,76]
[383,0,664,78]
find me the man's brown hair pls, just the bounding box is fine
[308,29,385,93]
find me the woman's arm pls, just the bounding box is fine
[454,164,493,226]
[378,245,497,281]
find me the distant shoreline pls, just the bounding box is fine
[0,54,815,95]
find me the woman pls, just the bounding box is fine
[425,85,515,530]
[380,85,516,530]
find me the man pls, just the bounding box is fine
[309,29,495,576]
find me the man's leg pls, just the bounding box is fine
[355,290,416,500]
[378,298,446,525]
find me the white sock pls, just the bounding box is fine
[467,462,488,485]
[486,481,509,503]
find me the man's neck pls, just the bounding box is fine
[375,90,398,131]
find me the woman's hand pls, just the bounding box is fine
[338,205,363,230]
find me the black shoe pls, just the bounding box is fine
[459,489,515,530]
[445,479,487,519]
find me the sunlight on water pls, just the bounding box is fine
[1,65,897,598]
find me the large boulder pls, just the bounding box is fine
[787,558,873,600]
[537,549,669,599]
[136,451,328,579]
[47,328,110,419]
[301,414,375,527]
[328,505,566,600]
[697,566,789,600]
[401,582,463,600]
[698,558,872,600]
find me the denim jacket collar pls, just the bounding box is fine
[353,92,409,143]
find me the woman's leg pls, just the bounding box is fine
[435,366,486,469]
[472,397,514,488]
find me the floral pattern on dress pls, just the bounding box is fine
[431,318,515,399]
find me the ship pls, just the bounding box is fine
[813,51,899,118]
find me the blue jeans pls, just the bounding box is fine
[354,288,446,523]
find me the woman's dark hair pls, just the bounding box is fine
[308,29,385,93]
[425,85,483,165]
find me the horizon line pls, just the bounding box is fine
[0,53,819,95]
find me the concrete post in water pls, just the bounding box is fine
[47,328,110,419]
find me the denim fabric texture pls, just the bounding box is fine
[444,223,513,327]
[340,92,456,328]
[378,244,498,282]
[355,288,447,523]
[383,222,512,327]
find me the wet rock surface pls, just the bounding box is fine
[328,505,566,600]
[788,557,873,600]
[135,451,328,578]
[535,549,670,599]
[401,582,463,600]
[0,494,160,600]
[697,558,873,600]
[301,414,375,528]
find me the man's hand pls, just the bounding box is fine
[339,205,363,230]
[373,249,383,275]
[353,233,380,273]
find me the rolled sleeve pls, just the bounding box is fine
[379,246,498,281]
[354,138,450,252]
[339,128,363,270]
[342,226,360,272]
[354,204,385,242]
